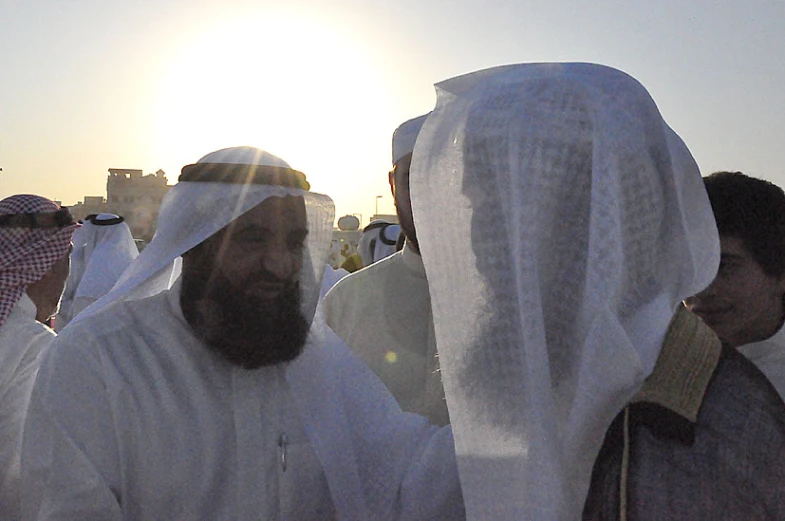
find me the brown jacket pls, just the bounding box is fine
[584,306,785,520]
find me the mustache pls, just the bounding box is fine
[186,268,297,301]
[253,268,295,285]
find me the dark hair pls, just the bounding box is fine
[704,171,785,277]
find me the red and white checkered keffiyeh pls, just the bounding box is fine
[0,194,79,327]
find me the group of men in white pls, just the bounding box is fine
[2,62,785,520]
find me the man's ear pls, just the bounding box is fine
[388,168,396,198]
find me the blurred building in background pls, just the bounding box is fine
[69,168,171,242]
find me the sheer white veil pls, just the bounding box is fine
[411,63,719,519]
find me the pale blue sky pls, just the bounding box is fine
[1,0,783,223]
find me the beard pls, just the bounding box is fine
[397,213,420,253]
[180,269,310,370]
[394,195,420,254]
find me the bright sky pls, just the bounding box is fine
[1,0,784,226]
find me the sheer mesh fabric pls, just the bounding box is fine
[411,63,720,519]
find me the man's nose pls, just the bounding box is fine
[261,248,298,280]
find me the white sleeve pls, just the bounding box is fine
[396,425,465,521]
[21,331,123,521]
[287,324,465,521]
[341,382,465,521]
[0,342,42,519]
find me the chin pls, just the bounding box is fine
[208,325,309,369]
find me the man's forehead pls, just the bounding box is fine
[235,195,307,228]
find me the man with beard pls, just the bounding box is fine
[20,147,463,520]
[178,196,310,368]
[323,115,449,426]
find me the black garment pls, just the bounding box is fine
[584,309,785,520]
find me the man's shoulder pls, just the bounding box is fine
[348,250,406,279]
[46,290,192,382]
[324,252,406,304]
[1,315,54,343]
[634,308,785,446]
[59,290,174,342]
[0,314,55,368]
[708,345,785,425]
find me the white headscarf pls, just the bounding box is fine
[72,147,334,327]
[357,220,401,266]
[67,214,139,301]
[411,63,719,520]
[392,114,429,165]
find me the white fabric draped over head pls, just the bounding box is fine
[357,221,401,266]
[67,214,139,301]
[71,147,335,327]
[392,114,429,165]
[411,63,720,519]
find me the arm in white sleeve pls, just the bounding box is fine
[289,324,465,521]
[21,331,123,521]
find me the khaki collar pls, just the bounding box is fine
[631,305,721,423]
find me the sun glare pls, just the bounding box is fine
[154,10,396,218]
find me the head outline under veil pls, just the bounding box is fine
[411,63,720,519]
[70,147,335,330]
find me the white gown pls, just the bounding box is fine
[22,280,463,520]
[0,294,55,520]
[323,242,448,426]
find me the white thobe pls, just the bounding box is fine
[22,280,463,520]
[320,264,349,299]
[323,242,448,426]
[0,294,55,520]
[738,323,785,400]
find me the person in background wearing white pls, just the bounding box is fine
[323,115,449,426]
[56,212,138,330]
[357,219,401,267]
[0,195,77,520]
